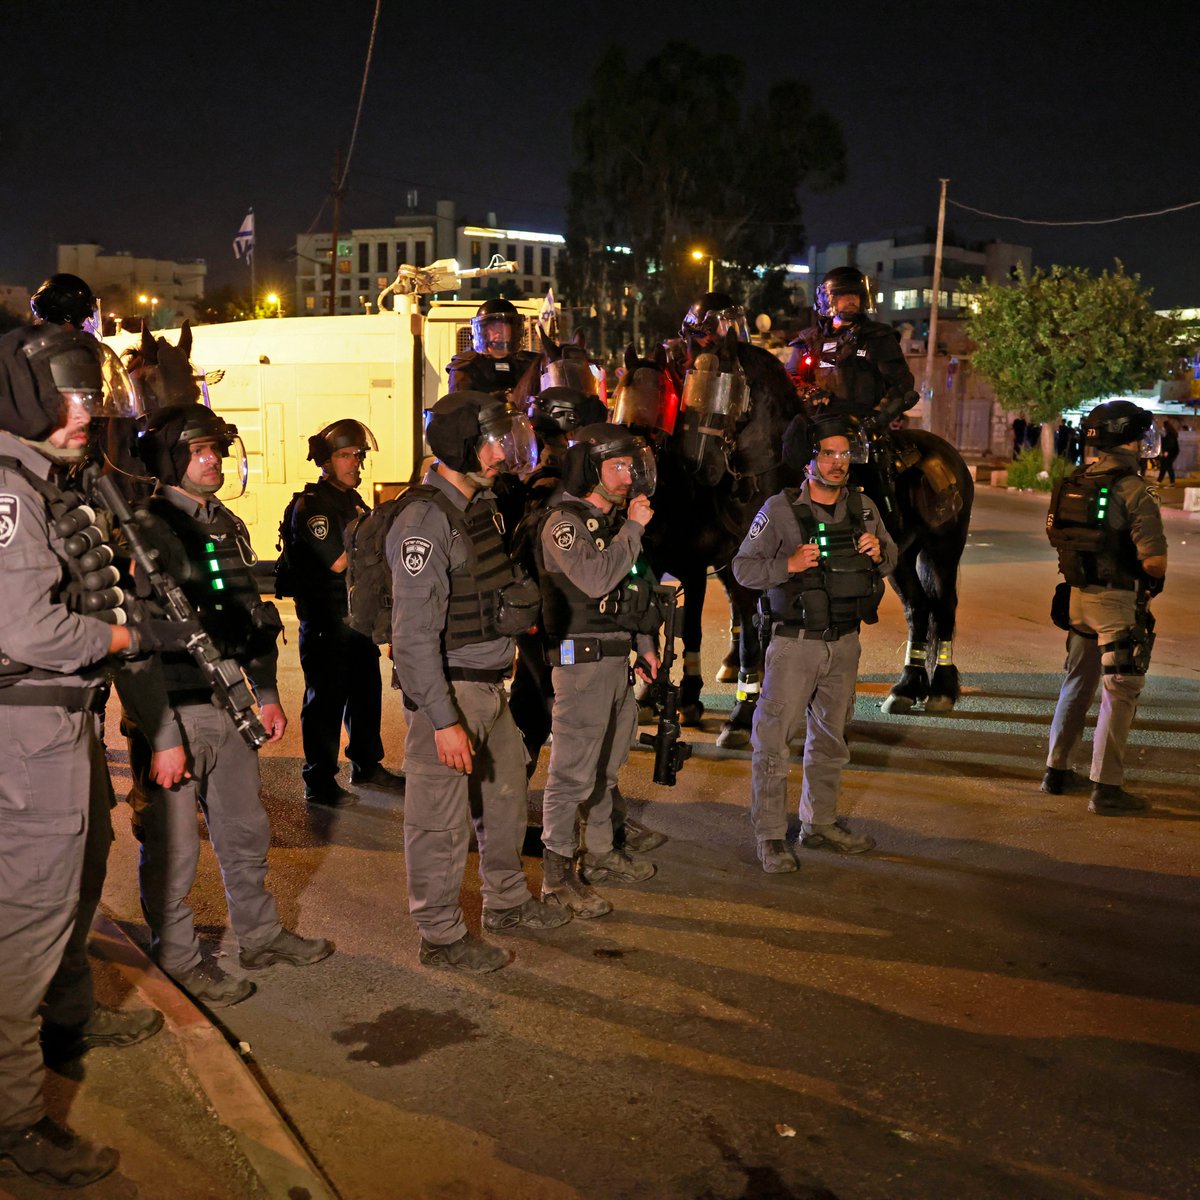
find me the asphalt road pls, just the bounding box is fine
[96,487,1200,1200]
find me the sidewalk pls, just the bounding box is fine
[0,918,334,1200]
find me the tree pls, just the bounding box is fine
[559,43,846,355]
[969,262,1177,456]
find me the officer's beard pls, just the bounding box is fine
[594,480,629,508]
[465,470,498,490]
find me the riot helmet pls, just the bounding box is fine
[681,292,750,344]
[307,418,379,465]
[539,329,604,400]
[138,403,247,499]
[30,273,102,336]
[470,298,524,356]
[815,267,872,323]
[530,386,608,434]
[782,412,868,485]
[1082,400,1157,457]
[563,422,656,506]
[425,391,537,482]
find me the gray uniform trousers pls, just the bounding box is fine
[542,657,637,859]
[0,707,111,1131]
[132,702,281,973]
[402,680,530,945]
[750,632,861,836]
[1046,587,1145,786]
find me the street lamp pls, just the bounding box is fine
[137,294,159,327]
[266,292,283,318]
[691,249,715,293]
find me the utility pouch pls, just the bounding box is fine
[1050,582,1072,631]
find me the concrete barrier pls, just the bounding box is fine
[1183,487,1200,513]
[990,469,1009,487]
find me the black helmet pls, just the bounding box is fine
[426,391,537,477]
[30,273,101,333]
[815,267,871,321]
[781,412,866,475]
[562,422,656,499]
[307,418,378,465]
[1081,400,1154,451]
[681,292,749,342]
[531,386,607,434]
[138,402,240,486]
[470,298,524,354]
[0,325,105,441]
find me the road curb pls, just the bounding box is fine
[92,914,338,1200]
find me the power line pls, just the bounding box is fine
[948,196,1200,227]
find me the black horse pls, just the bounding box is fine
[611,335,804,747]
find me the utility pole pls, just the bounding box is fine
[327,148,346,316]
[924,178,949,437]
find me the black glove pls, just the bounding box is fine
[125,601,203,656]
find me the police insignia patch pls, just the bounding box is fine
[1146,483,1161,506]
[748,511,769,540]
[402,536,432,576]
[308,515,330,540]
[0,494,18,548]
[551,521,576,551]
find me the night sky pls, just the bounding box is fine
[2,1,1196,307]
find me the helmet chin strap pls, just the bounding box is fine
[188,476,223,496]
[594,479,628,508]
[808,461,848,490]
[465,469,497,490]
[18,436,86,465]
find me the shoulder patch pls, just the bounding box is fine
[307,514,329,540]
[401,536,433,576]
[1145,483,1161,506]
[748,510,769,540]
[550,520,577,551]
[0,494,19,548]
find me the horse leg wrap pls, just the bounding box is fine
[926,639,959,712]
[882,641,929,714]
[717,672,758,749]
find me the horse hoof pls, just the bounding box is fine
[679,703,705,726]
[881,693,915,715]
[715,725,749,749]
[715,664,739,683]
[923,695,955,713]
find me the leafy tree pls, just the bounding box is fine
[969,262,1177,435]
[194,284,254,324]
[560,43,845,354]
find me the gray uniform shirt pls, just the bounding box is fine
[387,469,515,731]
[539,493,652,655]
[1085,448,1168,564]
[732,483,898,593]
[0,432,113,687]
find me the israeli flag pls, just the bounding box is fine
[233,209,255,261]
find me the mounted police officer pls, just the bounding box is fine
[0,322,180,1188]
[1042,400,1167,814]
[788,268,918,428]
[537,424,662,918]
[446,299,539,397]
[387,392,570,973]
[733,413,896,872]
[281,419,402,806]
[119,402,332,1009]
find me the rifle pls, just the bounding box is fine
[92,472,270,750]
[638,585,691,786]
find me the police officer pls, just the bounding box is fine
[733,414,896,872]
[120,402,332,1007]
[446,299,540,397]
[537,424,661,917]
[387,392,570,972]
[0,323,181,1188]
[788,268,918,428]
[284,419,402,805]
[1042,401,1167,814]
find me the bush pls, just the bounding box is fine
[1006,448,1073,491]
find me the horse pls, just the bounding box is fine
[611,335,805,747]
[120,320,215,412]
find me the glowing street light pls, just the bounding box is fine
[266,292,283,318]
[691,249,715,293]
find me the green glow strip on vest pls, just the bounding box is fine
[816,522,829,556]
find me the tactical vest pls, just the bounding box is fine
[145,497,266,663]
[766,491,883,632]
[0,456,124,687]
[536,501,626,640]
[1046,466,1141,589]
[801,322,895,415]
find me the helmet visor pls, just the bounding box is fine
[616,440,657,498]
[686,305,749,343]
[96,343,144,419]
[611,368,679,435]
[471,314,523,354]
[1141,424,1162,460]
[216,434,249,502]
[479,411,538,479]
